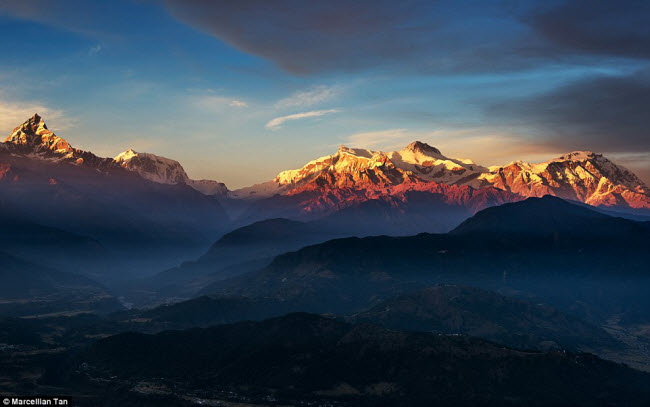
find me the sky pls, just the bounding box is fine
[0,0,649,188]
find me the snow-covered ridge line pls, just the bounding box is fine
[231,142,649,210]
[3,114,228,196]
[3,114,648,209]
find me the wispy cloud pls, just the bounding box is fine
[193,95,249,111]
[275,85,339,108]
[0,98,73,135]
[88,44,102,56]
[344,128,409,149]
[229,100,248,107]
[266,109,339,129]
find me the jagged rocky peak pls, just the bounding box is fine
[4,113,74,157]
[8,113,49,137]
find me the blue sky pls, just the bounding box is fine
[1,0,649,188]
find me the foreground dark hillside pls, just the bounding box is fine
[35,313,650,407]
[0,283,624,353]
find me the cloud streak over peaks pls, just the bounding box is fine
[275,85,339,108]
[344,129,409,149]
[266,109,339,129]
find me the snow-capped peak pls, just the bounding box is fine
[114,148,138,162]
[402,141,442,156]
[233,141,489,199]
[114,149,189,184]
[113,149,228,196]
[390,141,488,183]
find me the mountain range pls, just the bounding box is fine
[5,114,648,227]
[233,141,650,214]
[2,114,650,312]
[2,113,648,294]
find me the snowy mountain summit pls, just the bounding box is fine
[114,149,228,196]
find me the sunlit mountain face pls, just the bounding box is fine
[1,1,650,406]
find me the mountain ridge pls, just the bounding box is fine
[4,115,648,213]
[3,114,228,197]
[232,141,649,211]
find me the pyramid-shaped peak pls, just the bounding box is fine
[5,114,53,143]
[18,113,48,133]
[29,113,45,124]
[403,141,441,155]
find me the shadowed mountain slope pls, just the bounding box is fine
[207,197,650,320]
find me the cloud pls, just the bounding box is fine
[527,0,650,60]
[0,98,72,135]
[159,1,650,75]
[265,109,339,129]
[486,70,650,154]
[193,95,248,111]
[229,100,248,107]
[160,0,532,74]
[344,129,409,149]
[275,85,339,108]
[88,44,102,56]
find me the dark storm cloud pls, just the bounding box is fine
[487,71,650,153]
[527,0,650,60]
[161,0,650,75]
[160,0,547,74]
